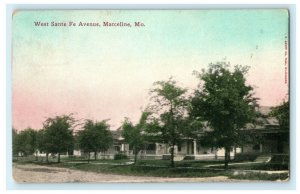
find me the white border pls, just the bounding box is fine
[1,1,299,193]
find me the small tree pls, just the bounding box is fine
[146,78,193,168]
[190,62,258,169]
[77,120,113,162]
[42,115,75,163]
[77,127,93,162]
[36,129,51,162]
[12,128,19,157]
[12,128,38,158]
[92,120,113,160]
[121,112,149,164]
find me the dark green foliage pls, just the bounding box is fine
[233,153,260,162]
[12,128,19,156]
[121,112,149,164]
[270,154,289,163]
[77,120,113,162]
[269,100,289,131]
[42,115,75,163]
[12,128,38,157]
[114,153,128,160]
[190,62,258,169]
[146,78,196,167]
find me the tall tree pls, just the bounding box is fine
[190,62,258,169]
[42,115,75,163]
[77,120,113,162]
[121,112,149,164]
[146,78,193,168]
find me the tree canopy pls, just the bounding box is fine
[269,100,289,131]
[121,112,149,164]
[12,127,37,157]
[77,119,113,161]
[190,62,258,169]
[42,114,75,162]
[146,78,195,167]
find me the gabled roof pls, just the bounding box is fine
[110,129,124,141]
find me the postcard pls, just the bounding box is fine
[12,10,289,183]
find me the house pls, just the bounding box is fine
[74,106,289,161]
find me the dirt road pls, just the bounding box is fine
[12,163,251,183]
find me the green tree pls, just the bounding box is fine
[269,100,289,131]
[77,126,94,162]
[12,128,38,157]
[146,78,193,168]
[36,129,51,162]
[77,120,113,162]
[190,62,258,169]
[269,100,289,153]
[42,115,75,163]
[12,128,19,157]
[121,112,149,164]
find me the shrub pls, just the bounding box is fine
[270,154,289,163]
[183,155,195,160]
[233,153,260,162]
[114,153,128,160]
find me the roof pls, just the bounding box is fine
[258,106,273,116]
[110,130,124,141]
[114,106,284,137]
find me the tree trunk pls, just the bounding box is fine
[57,152,61,163]
[46,152,49,163]
[234,147,237,160]
[134,145,137,165]
[35,151,38,161]
[94,151,97,160]
[170,144,175,168]
[224,147,230,169]
[88,152,90,163]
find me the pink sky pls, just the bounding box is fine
[12,10,289,130]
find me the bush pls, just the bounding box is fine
[270,154,289,163]
[114,153,128,160]
[183,155,195,160]
[233,153,260,162]
[162,154,171,160]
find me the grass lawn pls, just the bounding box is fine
[210,163,289,171]
[51,161,232,178]
[13,156,289,181]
